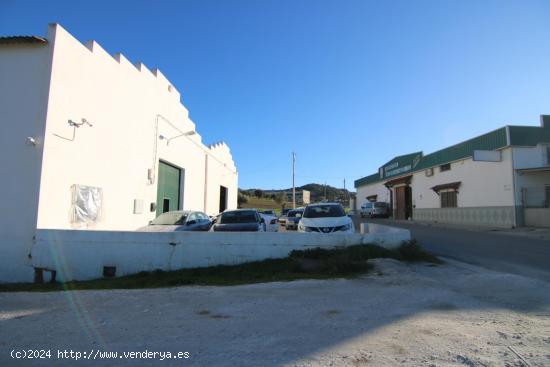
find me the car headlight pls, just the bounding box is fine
[342,223,352,231]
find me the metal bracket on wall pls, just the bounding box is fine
[53,118,93,142]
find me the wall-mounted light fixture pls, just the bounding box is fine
[150,114,196,185]
[159,130,196,145]
[26,137,37,146]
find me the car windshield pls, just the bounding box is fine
[150,212,188,225]
[220,211,258,224]
[374,202,387,208]
[288,210,303,218]
[303,205,345,218]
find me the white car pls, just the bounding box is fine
[259,210,279,232]
[297,203,355,234]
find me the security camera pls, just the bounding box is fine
[82,118,93,127]
[68,118,93,128]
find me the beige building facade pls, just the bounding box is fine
[286,190,311,205]
[355,117,550,228]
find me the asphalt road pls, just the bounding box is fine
[353,217,550,283]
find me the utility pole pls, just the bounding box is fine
[292,151,296,209]
[343,178,346,206]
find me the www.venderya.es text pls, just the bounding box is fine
[11,349,190,361]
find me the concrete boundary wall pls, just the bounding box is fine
[413,206,515,228]
[524,208,550,228]
[30,226,411,282]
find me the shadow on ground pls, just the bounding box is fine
[0,255,549,367]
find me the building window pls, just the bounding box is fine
[440,163,451,172]
[441,190,457,208]
[546,145,550,165]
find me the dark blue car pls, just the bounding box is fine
[210,209,266,232]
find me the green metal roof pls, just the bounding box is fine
[354,119,550,188]
[415,127,507,171]
[380,152,423,170]
[354,173,380,187]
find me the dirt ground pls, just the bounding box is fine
[1,259,549,367]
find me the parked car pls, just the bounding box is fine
[259,210,279,232]
[360,201,390,218]
[298,203,354,233]
[137,210,211,231]
[285,209,304,230]
[278,208,291,226]
[260,209,277,216]
[210,209,266,232]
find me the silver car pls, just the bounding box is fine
[360,202,390,218]
[285,209,304,230]
[137,210,212,231]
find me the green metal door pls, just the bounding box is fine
[156,161,181,216]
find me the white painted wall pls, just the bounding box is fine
[31,228,411,282]
[0,39,52,282]
[204,142,238,214]
[356,149,515,210]
[524,208,550,227]
[356,180,391,209]
[36,24,237,233]
[412,148,515,209]
[515,170,550,191]
[513,144,550,169]
[515,170,550,206]
[0,24,238,282]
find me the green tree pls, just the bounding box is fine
[238,194,248,207]
[274,192,285,204]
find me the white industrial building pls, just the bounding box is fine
[0,24,238,282]
[355,117,550,228]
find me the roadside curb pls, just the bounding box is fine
[352,216,550,241]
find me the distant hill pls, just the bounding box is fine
[240,183,355,204]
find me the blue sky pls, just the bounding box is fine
[1,0,549,190]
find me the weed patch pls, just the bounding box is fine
[0,241,439,292]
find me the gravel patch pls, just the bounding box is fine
[0,259,549,366]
